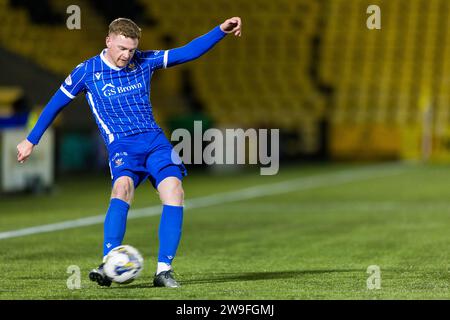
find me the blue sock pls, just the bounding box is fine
[103,198,130,257]
[158,204,183,264]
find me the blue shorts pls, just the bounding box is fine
[107,130,187,189]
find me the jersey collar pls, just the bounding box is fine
[100,49,125,71]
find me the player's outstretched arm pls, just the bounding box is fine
[166,17,242,68]
[16,89,72,163]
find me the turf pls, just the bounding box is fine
[0,162,449,299]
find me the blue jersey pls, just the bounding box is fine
[60,49,168,145]
[27,25,227,146]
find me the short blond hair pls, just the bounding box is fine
[108,18,141,39]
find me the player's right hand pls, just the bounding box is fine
[17,139,34,163]
[220,17,242,37]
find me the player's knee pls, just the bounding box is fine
[111,177,134,204]
[158,177,184,206]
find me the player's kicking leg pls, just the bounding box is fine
[153,176,184,288]
[90,176,134,287]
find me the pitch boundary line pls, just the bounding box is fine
[0,163,407,240]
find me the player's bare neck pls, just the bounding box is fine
[104,49,119,67]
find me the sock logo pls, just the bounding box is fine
[106,243,112,248]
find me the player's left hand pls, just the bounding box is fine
[17,139,34,163]
[220,17,242,37]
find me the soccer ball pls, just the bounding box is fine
[103,245,144,284]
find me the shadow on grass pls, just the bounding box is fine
[107,269,361,289]
[181,269,361,285]
[107,282,155,290]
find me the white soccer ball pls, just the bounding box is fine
[103,245,144,284]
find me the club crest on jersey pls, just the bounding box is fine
[127,63,136,71]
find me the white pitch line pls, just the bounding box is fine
[0,163,407,240]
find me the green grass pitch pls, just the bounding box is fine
[0,162,449,299]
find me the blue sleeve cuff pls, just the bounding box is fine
[215,25,227,37]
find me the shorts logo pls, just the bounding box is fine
[114,158,124,167]
[111,152,128,168]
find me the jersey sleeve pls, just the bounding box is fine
[60,62,87,99]
[136,50,168,71]
[27,89,73,145]
[166,26,227,68]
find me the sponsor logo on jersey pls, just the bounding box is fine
[101,82,143,97]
